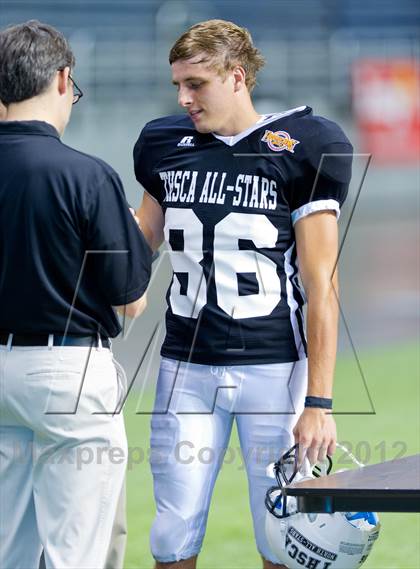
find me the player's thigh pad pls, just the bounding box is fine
[150,358,233,562]
[235,359,307,563]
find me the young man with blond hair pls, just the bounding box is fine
[134,19,352,569]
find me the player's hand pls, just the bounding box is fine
[292,408,336,467]
[129,207,141,228]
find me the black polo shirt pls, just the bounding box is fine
[0,120,151,337]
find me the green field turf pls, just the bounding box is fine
[123,342,420,569]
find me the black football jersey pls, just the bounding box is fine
[134,106,352,365]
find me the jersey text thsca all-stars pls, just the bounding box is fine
[134,106,353,366]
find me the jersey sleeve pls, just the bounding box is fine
[289,119,353,226]
[84,171,152,306]
[133,123,164,204]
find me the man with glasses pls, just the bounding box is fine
[68,75,83,104]
[0,20,151,568]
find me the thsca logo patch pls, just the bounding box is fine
[261,130,299,153]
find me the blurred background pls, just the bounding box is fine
[1,1,419,568]
[1,0,418,359]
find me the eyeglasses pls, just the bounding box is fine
[69,75,83,105]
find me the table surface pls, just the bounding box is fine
[284,454,420,513]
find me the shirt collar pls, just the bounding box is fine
[211,106,308,147]
[0,120,60,139]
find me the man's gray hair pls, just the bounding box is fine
[0,20,75,105]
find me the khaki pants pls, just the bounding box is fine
[39,346,128,569]
[104,482,127,569]
[0,344,127,569]
[39,471,127,569]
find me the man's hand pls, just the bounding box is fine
[293,408,336,466]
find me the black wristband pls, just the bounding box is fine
[305,396,333,409]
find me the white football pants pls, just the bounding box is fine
[0,344,127,569]
[150,356,307,563]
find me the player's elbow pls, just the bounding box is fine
[304,276,338,304]
[304,263,339,293]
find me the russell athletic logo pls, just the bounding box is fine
[177,136,195,147]
[262,130,299,153]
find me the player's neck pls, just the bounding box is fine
[214,101,261,137]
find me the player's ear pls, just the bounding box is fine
[57,66,71,96]
[232,66,247,92]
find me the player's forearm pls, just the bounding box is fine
[305,279,339,399]
[137,218,160,251]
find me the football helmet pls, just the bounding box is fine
[265,445,380,569]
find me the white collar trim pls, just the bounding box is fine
[212,106,307,147]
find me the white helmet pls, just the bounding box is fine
[265,445,380,569]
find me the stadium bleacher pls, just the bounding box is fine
[1,0,418,108]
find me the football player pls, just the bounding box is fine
[134,19,353,569]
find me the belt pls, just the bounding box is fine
[0,333,110,348]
